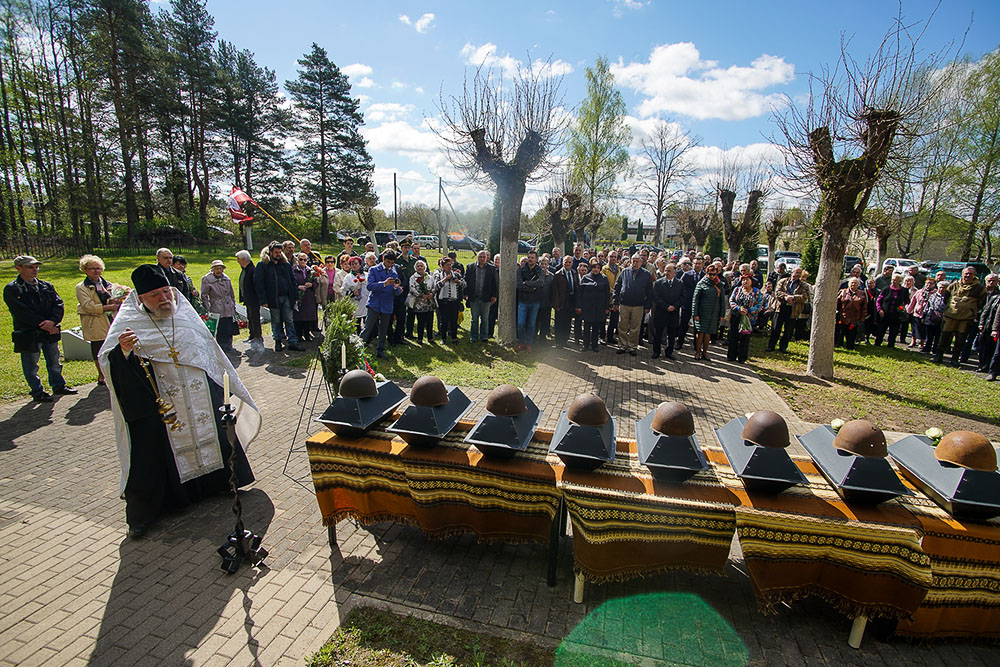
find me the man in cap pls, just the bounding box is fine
[4,255,76,401]
[99,265,259,538]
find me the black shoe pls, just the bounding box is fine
[127,524,147,539]
[275,341,284,352]
[616,349,626,355]
[288,343,306,351]
[53,386,78,395]
[651,353,660,359]
[950,360,960,368]
[591,345,599,352]
[665,353,676,360]
[32,392,53,402]
[629,350,637,357]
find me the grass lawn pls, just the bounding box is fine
[746,336,1000,440]
[0,245,501,401]
[308,606,553,667]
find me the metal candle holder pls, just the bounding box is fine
[217,403,268,573]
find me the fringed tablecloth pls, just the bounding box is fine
[558,439,739,583]
[893,490,1000,639]
[706,449,933,620]
[306,423,560,543]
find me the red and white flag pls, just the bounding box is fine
[228,186,256,224]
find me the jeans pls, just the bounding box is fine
[22,340,66,395]
[517,301,540,345]
[271,295,298,344]
[361,307,393,354]
[469,299,491,341]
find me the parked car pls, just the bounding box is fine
[775,250,801,260]
[336,229,356,241]
[933,261,991,284]
[414,234,440,249]
[356,231,396,246]
[448,233,485,251]
[843,255,864,276]
[918,260,937,274]
[882,257,919,276]
[517,239,535,253]
[393,229,418,242]
[782,257,802,270]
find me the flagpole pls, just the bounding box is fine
[253,202,323,264]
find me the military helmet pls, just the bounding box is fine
[486,384,527,417]
[339,369,377,399]
[567,394,608,427]
[934,431,997,472]
[410,375,450,407]
[651,401,695,437]
[832,419,887,458]
[741,411,790,449]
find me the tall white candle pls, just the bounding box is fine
[341,343,346,369]
[223,372,230,405]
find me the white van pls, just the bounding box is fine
[882,258,918,276]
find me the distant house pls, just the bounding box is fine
[626,217,683,247]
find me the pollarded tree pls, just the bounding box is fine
[436,61,566,345]
[774,14,952,379]
[762,203,786,272]
[717,152,770,264]
[635,121,697,246]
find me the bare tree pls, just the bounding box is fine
[436,62,566,344]
[773,12,953,379]
[762,202,786,272]
[676,197,716,251]
[717,152,770,263]
[635,121,697,246]
[862,207,898,269]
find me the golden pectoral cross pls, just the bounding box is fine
[168,347,180,366]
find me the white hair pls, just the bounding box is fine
[235,250,251,261]
[156,247,172,257]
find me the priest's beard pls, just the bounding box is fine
[147,295,177,320]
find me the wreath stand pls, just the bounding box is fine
[282,347,336,488]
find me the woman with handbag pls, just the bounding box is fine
[727,274,764,362]
[76,255,124,385]
[691,264,726,361]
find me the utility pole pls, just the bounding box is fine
[393,172,397,228]
[437,177,446,252]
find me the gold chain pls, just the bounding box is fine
[146,311,180,366]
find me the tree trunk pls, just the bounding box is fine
[806,221,846,380]
[497,178,525,345]
[876,234,889,272]
[766,244,775,276]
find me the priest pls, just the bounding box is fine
[99,265,260,538]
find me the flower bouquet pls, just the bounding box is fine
[110,283,131,301]
[739,313,753,335]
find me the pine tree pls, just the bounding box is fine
[286,43,375,242]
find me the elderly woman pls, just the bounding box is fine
[727,274,765,363]
[201,260,237,352]
[837,276,869,350]
[874,273,909,348]
[907,276,936,352]
[76,254,123,385]
[535,256,555,345]
[292,252,318,342]
[341,254,372,333]
[922,280,948,355]
[899,274,917,346]
[575,259,611,353]
[406,260,436,344]
[172,254,204,314]
[692,264,726,361]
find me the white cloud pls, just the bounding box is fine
[363,119,440,159]
[611,43,794,121]
[622,115,690,150]
[365,103,415,123]
[341,63,373,78]
[391,81,407,89]
[414,86,425,94]
[399,12,435,33]
[610,0,649,18]
[356,77,375,88]
[460,42,573,79]
[415,13,436,33]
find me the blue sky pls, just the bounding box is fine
[201,0,1000,216]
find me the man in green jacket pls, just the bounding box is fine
[935,266,987,366]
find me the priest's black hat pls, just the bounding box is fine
[131,264,170,294]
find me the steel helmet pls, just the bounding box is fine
[832,419,887,458]
[410,375,450,407]
[339,369,377,399]
[741,411,790,449]
[651,402,695,437]
[934,431,997,472]
[567,394,608,427]
[486,384,527,417]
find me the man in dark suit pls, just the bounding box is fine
[551,255,581,345]
[235,249,263,353]
[153,247,191,301]
[464,250,498,342]
[651,263,685,359]
[678,257,704,350]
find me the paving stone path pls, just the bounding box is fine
[0,336,996,666]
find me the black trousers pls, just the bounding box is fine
[488,301,498,338]
[413,310,434,342]
[651,317,678,356]
[874,316,901,347]
[923,323,940,353]
[391,293,407,342]
[583,321,602,350]
[245,302,262,342]
[843,322,860,350]
[768,306,794,351]
[406,310,416,336]
[678,306,692,347]
[605,309,619,342]
[554,307,573,344]
[438,300,460,340]
[978,331,996,372]
[536,304,552,340]
[727,322,751,362]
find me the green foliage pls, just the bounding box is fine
[567,56,631,212]
[320,299,376,390]
[706,233,724,259]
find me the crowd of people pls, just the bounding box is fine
[4,238,1000,402]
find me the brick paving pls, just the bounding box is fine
[0,335,997,666]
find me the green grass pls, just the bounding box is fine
[0,245,512,401]
[307,606,553,667]
[746,336,1000,439]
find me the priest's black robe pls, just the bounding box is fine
[108,345,254,531]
